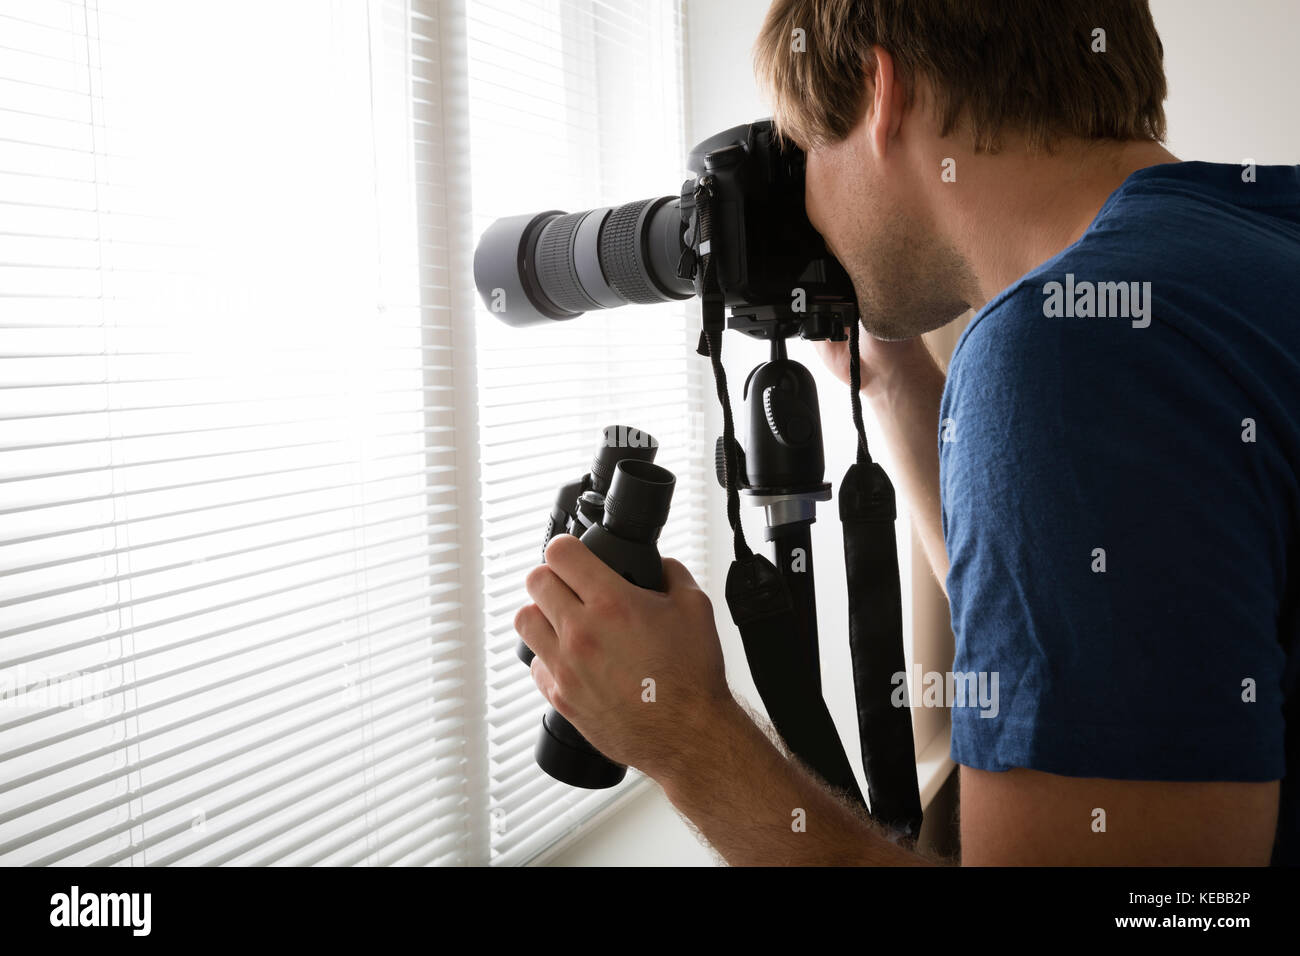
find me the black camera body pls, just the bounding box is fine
[679,121,856,340]
[473,119,857,343]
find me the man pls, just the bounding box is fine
[514,0,1299,865]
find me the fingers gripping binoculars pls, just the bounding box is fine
[521,426,675,789]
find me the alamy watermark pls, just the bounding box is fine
[1041,273,1152,328]
[892,666,999,718]
[601,424,656,450]
[50,886,151,936]
[1,666,109,719]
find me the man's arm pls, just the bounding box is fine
[515,534,935,866]
[662,707,1281,865]
[961,767,1279,865]
[657,689,1280,866]
[517,536,1282,865]
[655,693,934,866]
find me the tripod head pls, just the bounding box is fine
[724,302,853,344]
[719,334,833,534]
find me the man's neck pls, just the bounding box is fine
[937,137,1180,309]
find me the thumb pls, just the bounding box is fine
[660,557,701,594]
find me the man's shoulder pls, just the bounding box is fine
[945,251,1166,397]
[952,160,1300,375]
[946,163,1300,431]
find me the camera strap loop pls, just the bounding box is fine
[692,176,727,333]
[701,329,751,563]
[847,316,872,465]
[693,177,750,563]
[838,320,924,840]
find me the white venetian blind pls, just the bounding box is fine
[0,0,485,865]
[465,0,710,864]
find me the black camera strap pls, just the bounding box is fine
[693,179,866,806]
[702,327,868,807]
[840,318,924,841]
[693,180,923,837]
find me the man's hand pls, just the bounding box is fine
[514,534,732,781]
[812,330,936,402]
[513,534,932,866]
[512,533,923,866]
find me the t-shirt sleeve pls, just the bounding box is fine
[940,284,1288,783]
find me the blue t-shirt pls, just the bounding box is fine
[940,161,1300,865]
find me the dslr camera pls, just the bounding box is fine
[474,119,857,341]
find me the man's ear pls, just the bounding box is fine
[866,45,904,158]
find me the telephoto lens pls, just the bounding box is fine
[472,201,693,327]
[534,458,676,789]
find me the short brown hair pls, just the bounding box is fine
[754,0,1167,152]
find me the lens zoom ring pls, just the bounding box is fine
[598,200,667,305]
[536,212,596,314]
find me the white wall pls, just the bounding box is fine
[1152,0,1300,163]
[542,0,1300,865]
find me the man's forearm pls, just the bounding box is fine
[862,340,949,591]
[654,694,933,866]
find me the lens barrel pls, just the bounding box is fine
[473,199,693,326]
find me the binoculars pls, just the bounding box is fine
[520,425,675,789]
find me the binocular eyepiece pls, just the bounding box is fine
[525,427,675,789]
[601,458,676,545]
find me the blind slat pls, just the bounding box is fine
[0,0,477,867]
[2,0,699,869]
[7,662,457,866]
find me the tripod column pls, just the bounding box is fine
[767,520,822,693]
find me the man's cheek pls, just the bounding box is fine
[805,180,841,254]
[804,152,826,229]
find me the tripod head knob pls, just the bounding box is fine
[763,385,816,448]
